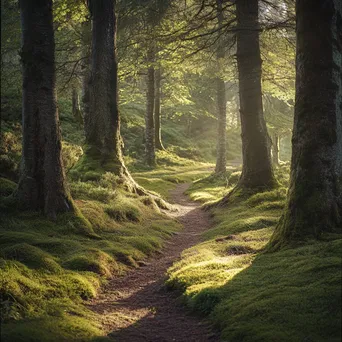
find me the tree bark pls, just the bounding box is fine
[215,0,227,174]
[270,0,342,248]
[81,19,91,127]
[154,68,165,150]
[145,48,156,166]
[15,0,73,218]
[236,0,275,189]
[85,0,126,174]
[271,132,280,166]
[72,88,83,128]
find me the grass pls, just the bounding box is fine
[166,164,342,341]
[0,171,181,342]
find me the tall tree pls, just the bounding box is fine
[80,19,91,129]
[72,87,83,128]
[215,0,227,174]
[235,0,276,188]
[85,0,126,175]
[145,46,156,166]
[270,0,342,248]
[15,0,73,218]
[154,67,165,150]
[271,132,280,166]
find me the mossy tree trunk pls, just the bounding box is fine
[215,0,227,174]
[154,67,165,151]
[15,0,73,219]
[145,47,156,166]
[85,0,126,175]
[236,0,275,189]
[270,0,342,248]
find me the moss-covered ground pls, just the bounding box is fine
[166,164,342,341]
[1,102,339,341]
[0,94,224,341]
[0,170,182,341]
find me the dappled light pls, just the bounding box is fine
[1,0,341,341]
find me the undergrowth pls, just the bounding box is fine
[0,171,181,342]
[166,164,342,341]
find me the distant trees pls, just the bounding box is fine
[145,47,156,166]
[214,0,227,174]
[270,0,342,248]
[235,0,275,189]
[154,67,165,150]
[15,0,74,218]
[263,95,294,166]
[85,0,127,175]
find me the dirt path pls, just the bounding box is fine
[88,183,219,342]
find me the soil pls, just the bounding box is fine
[88,183,220,342]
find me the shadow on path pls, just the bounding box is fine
[87,183,220,342]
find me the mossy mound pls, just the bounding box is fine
[167,164,341,341]
[1,243,62,273]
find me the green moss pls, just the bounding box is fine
[71,146,124,182]
[1,243,62,273]
[104,196,142,222]
[1,315,110,342]
[213,240,342,342]
[0,173,180,341]
[132,163,213,201]
[0,177,16,196]
[167,165,341,341]
[63,250,116,276]
[70,148,104,181]
[228,171,241,186]
[62,142,83,172]
[246,187,287,207]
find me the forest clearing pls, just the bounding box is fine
[0,0,341,341]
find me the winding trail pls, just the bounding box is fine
[88,183,219,342]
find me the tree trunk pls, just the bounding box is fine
[81,19,91,127]
[72,88,83,128]
[145,48,156,166]
[236,0,275,189]
[271,133,280,166]
[85,0,125,174]
[15,0,73,218]
[154,68,165,150]
[187,116,192,136]
[269,0,342,248]
[215,0,227,174]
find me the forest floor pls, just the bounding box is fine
[87,183,219,342]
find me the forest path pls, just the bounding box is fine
[88,183,219,342]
